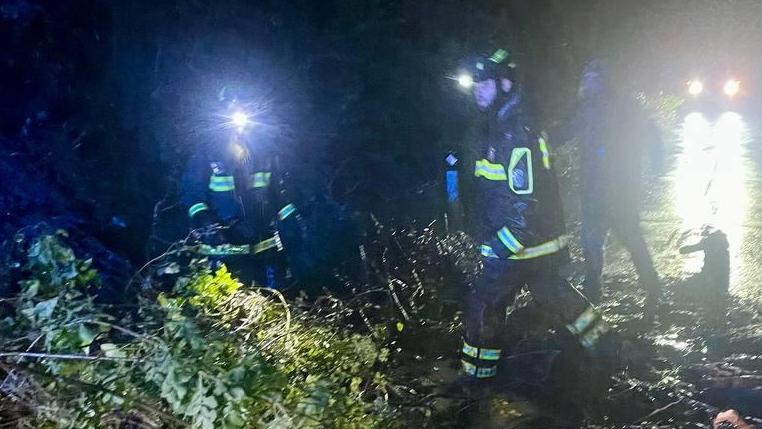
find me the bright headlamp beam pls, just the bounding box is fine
[231,111,250,128]
[457,73,474,89]
[688,80,704,96]
[724,79,740,97]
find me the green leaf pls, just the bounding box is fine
[35,297,59,321]
[100,343,126,358]
[78,324,96,346]
[20,280,40,298]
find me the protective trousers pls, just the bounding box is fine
[581,202,660,303]
[462,252,607,379]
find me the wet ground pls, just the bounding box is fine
[388,109,762,428]
[639,110,762,305]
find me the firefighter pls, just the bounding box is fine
[180,104,304,289]
[457,50,612,382]
[557,60,662,315]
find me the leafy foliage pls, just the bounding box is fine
[0,233,391,428]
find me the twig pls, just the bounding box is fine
[254,287,292,349]
[0,352,134,362]
[635,398,682,423]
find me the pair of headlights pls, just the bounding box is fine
[688,79,741,97]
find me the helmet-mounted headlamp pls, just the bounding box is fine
[457,49,516,89]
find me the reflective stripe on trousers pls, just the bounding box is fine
[567,305,609,349]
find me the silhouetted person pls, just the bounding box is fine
[557,60,662,318]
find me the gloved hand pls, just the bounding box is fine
[485,237,513,260]
[714,410,753,429]
[190,210,217,230]
[189,213,228,247]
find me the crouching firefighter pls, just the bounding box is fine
[456,49,615,383]
[180,106,305,289]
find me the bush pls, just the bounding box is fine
[0,232,391,428]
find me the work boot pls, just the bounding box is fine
[442,373,496,399]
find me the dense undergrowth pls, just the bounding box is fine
[0,231,394,428]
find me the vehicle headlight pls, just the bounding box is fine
[723,79,741,97]
[687,80,704,96]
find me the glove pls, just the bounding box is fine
[190,209,217,230]
[189,212,228,246]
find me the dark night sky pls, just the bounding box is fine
[2,0,762,259]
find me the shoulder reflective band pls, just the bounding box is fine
[446,170,459,202]
[474,159,508,181]
[249,172,272,189]
[253,235,283,254]
[480,245,499,259]
[508,147,533,194]
[462,341,501,361]
[461,360,497,378]
[209,175,235,192]
[278,203,297,220]
[198,244,251,256]
[188,202,209,218]
[497,227,524,254]
[508,235,569,260]
[538,136,551,169]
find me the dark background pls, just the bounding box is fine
[2,0,760,263]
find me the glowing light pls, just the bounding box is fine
[230,142,246,160]
[672,112,750,291]
[687,80,703,96]
[723,79,741,97]
[231,111,250,128]
[457,73,474,89]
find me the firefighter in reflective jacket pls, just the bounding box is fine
[458,50,612,381]
[181,131,302,289]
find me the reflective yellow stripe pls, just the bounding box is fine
[253,235,282,254]
[461,360,497,379]
[497,227,524,254]
[488,48,508,64]
[278,203,297,220]
[579,321,610,349]
[188,202,209,218]
[463,342,501,361]
[508,147,533,194]
[484,236,569,261]
[209,175,235,192]
[478,348,501,361]
[508,236,569,260]
[249,172,272,189]
[474,159,508,181]
[480,245,499,258]
[538,136,551,169]
[462,343,478,359]
[567,306,600,336]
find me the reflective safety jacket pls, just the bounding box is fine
[473,94,567,260]
[180,140,300,254]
